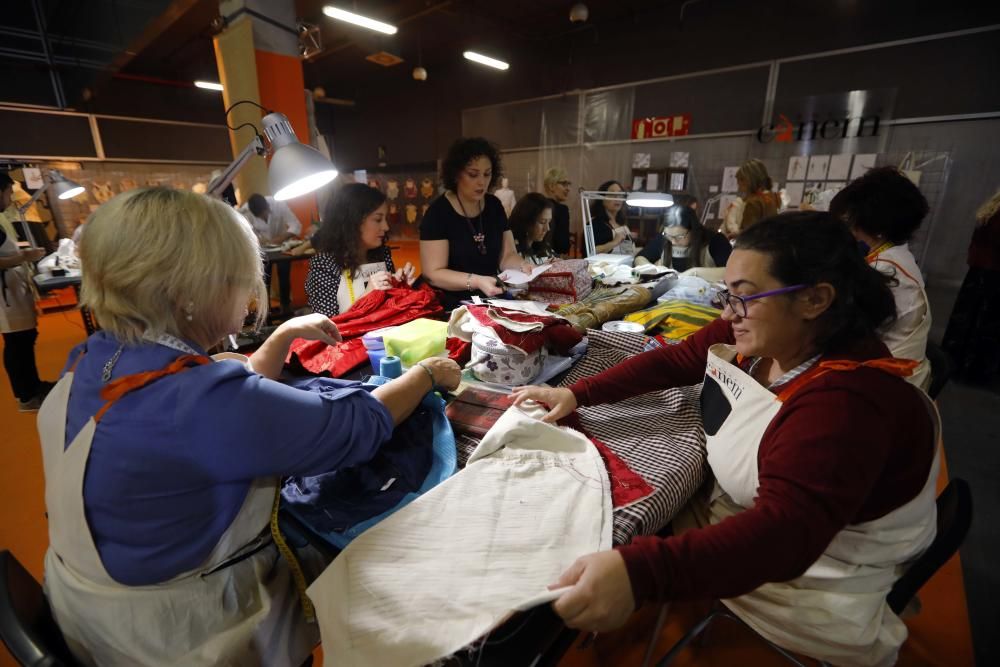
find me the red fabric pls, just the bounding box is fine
[445,386,509,439]
[570,318,936,604]
[466,305,583,355]
[558,411,655,508]
[287,284,442,376]
[446,337,472,365]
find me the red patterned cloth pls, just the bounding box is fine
[287,284,443,376]
[465,305,582,355]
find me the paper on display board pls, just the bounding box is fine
[784,182,805,207]
[632,176,644,191]
[827,154,852,181]
[670,173,686,191]
[670,151,690,167]
[806,155,830,181]
[722,167,739,193]
[646,173,659,190]
[850,154,877,181]
[787,156,808,181]
[632,153,651,168]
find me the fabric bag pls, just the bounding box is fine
[528,259,592,304]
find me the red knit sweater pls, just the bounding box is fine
[570,318,935,603]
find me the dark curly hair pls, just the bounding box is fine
[509,192,554,259]
[829,166,928,245]
[590,180,627,226]
[312,183,388,272]
[440,137,502,192]
[735,211,897,353]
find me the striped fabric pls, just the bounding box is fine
[624,298,721,341]
[454,330,707,544]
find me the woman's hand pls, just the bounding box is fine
[550,551,636,632]
[473,274,504,297]
[369,270,394,291]
[22,248,46,263]
[417,357,462,391]
[510,385,577,423]
[276,313,341,346]
[394,262,417,286]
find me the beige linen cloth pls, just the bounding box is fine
[307,402,612,667]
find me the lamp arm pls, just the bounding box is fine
[17,180,50,215]
[208,135,267,198]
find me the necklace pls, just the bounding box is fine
[455,194,487,255]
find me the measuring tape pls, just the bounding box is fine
[269,483,316,622]
[343,268,356,305]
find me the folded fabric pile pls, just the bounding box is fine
[625,298,721,341]
[448,304,582,355]
[555,285,653,332]
[286,284,442,376]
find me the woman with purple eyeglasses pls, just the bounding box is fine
[512,212,939,666]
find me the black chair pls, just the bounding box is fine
[926,341,952,400]
[654,478,974,667]
[0,550,79,667]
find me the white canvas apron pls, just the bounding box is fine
[0,229,37,333]
[39,351,316,666]
[686,344,939,667]
[870,251,932,390]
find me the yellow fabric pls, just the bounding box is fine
[625,299,720,340]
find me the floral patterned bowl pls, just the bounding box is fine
[469,332,545,386]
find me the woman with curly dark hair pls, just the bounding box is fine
[509,192,556,264]
[419,137,531,309]
[306,183,415,317]
[830,166,931,389]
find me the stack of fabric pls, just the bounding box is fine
[555,286,653,332]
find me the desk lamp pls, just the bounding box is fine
[208,100,338,201]
[14,169,86,248]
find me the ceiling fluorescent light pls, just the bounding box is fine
[195,81,223,91]
[463,51,509,70]
[323,6,397,35]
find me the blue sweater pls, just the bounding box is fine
[61,331,394,585]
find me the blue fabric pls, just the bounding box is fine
[61,332,394,586]
[281,379,457,549]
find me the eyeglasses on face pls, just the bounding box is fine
[712,284,807,317]
[665,230,689,241]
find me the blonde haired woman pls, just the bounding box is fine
[723,158,780,238]
[943,186,1000,383]
[39,188,460,666]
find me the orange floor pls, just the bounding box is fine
[1,283,975,666]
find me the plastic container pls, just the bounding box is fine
[367,348,387,372]
[362,326,398,351]
[382,318,448,367]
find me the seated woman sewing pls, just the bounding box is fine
[39,187,460,666]
[306,182,416,317]
[513,212,937,667]
[635,204,731,272]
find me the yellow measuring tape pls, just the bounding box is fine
[865,241,894,263]
[270,483,316,622]
[343,268,356,305]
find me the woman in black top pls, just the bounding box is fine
[509,193,556,265]
[420,137,530,309]
[590,180,634,254]
[636,204,731,272]
[543,167,572,255]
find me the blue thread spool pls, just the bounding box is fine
[380,355,402,379]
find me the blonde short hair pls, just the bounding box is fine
[736,159,773,194]
[80,188,267,345]
[543,167,568,194]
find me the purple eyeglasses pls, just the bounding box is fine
[713,284,807,317]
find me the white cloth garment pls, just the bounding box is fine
[39,353,315,667]
[870,245,932,390]
[335,260,389,314]
[238,196,302,242]
[0,225,37,333]
[307,402,612,667]
[684,344,939,667]
[494,186,516,218]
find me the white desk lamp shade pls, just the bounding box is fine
[48,170,86,200]
[625,191,674,208]
[262,112,338,200]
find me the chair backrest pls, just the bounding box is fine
[926,341,952,400]
[887,478,973,615]
[0,550,78,667]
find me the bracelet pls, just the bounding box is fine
[416,361,436,389]
[466,273,473,291]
